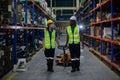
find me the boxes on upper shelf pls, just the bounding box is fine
[19,0,40,2]
[96,12,100,22]
[96,27,100,36]
[103,27,120,40]
[90,27,94,36]
[43,2,47,10]
[90,27,100,36]
[80,0,86,3]
[46,8,51,14]
[96,12,111,21]
[39,0,47,9]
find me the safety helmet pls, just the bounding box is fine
[70,16,77,21]
[47,20,54,25]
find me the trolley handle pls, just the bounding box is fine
[58,45,68,50]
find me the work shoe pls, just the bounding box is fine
[71,69,76,72]
[47,69,54,72]
[76,67,80,71]
[49,70,54,72]
[47,69,49,71]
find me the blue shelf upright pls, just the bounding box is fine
[110,0,114,62]
[32,2,34,25]
[88,0,91,46]
[13,0,18,64]
[100,0,103,55]
[25,0,28,24]
[93,0,96,49]
[32,2,35,49]
[24,0,28,48]
[88,1,91,35]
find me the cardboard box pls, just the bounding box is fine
[90,27,94,36]
[96,27,100,36]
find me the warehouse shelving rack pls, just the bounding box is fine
[0,0,52,73]
[76,0,120,71]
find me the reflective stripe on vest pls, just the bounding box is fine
[67,25,80,44]
[45,30,55,49]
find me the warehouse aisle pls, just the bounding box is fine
[1,35,120,80]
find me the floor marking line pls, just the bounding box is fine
[6,72,18,80]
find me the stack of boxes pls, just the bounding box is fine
[19,0,55,25]
[0,46,13,78]
[80,0,86,7]
[46,8,51,15]
[80,0,86,4]
[39,0,48,10]
[90,27,94,36]
[90,27,100,36]
[41,17,47,27]
[0,0,13,24]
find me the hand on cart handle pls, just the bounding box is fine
[58,44,60,48]
[82,42,84,49]
[42,47,45,52]
[57,45,68,50]
[64,44,68,47]
[41,43,45,51]
[57,45,64,49]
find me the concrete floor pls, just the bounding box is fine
[1,35,120,80]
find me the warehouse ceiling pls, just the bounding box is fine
[46,0,79,21]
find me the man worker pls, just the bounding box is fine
[65,16,83,72]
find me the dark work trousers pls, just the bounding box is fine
[69,43,81,70]
[44,49,55,71]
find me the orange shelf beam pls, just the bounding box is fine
[90,0,110,13]
[90,48,120,71]
[81,13,92,21]
[81,1,92,14]
[0,26,45,30]
[83,34,120,46]
[83,41,89,46]
[91,17,120,26]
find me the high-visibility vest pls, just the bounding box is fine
[67,25,80,44]
[45,30,56,49]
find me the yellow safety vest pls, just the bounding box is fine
[45,30,56,49]
[67,25,80,44]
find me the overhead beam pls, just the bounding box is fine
[76,0,79,10]
[52,7,77,10]
[57,14,73,16]
[55,20,69,22]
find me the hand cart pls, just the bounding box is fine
[55,45,71,67]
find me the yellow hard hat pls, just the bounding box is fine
[47,20,54,25]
